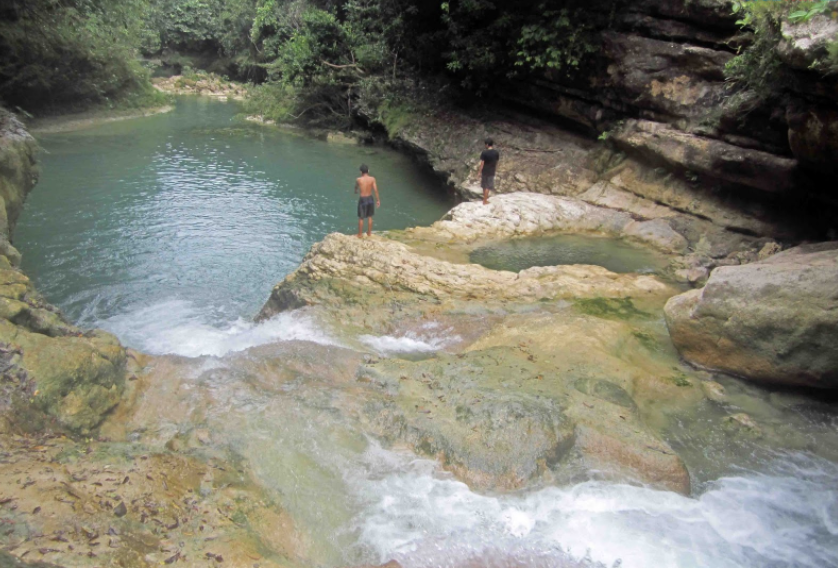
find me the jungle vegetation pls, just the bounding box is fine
[1,0,834,123]
[0,0,603,117]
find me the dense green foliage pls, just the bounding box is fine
[140,0,260,78]
[1,0,604,118]
[239,0,604,123]
[0,0,165,112]
[440,0,600,93]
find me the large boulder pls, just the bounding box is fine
[664,242,838,388]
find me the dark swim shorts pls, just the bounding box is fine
[358,195,375,218]
[481,174,495,190]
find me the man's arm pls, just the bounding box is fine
[477,159,484,176]
[373,179,380,206]
[354,179,359,194]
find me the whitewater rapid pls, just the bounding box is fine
[350,445,838,568]
[94,299,838,568]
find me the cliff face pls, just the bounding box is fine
[0,108,128,435]
[506,0,837,207]
[0,109,38,259]
[361,1,834,281]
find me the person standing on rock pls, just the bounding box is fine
[477,138,500,205]
[355,164,380,238]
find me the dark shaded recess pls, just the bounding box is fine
[153,47,266,83]
[352,102,459,197]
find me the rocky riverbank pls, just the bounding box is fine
[152,72,247,101]
[0,109,132,436]
[254,194,838,498]
[3,49,838,564]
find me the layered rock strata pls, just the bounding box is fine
[508,1,838,199]
[368,0,837,256]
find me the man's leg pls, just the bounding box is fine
[367,217,373,236]
[357,218,364,238]
[483,187,489,205]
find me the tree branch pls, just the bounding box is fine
[321,60,365,73]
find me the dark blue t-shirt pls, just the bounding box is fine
[481,148,500,177]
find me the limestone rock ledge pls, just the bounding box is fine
[258,229,674,321]
[257,212,694,493]
[415,192,689,253]
[0,109,128,434]
[665,242,838,388]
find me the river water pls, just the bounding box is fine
[18,97,451,354]
[14,99,838,568]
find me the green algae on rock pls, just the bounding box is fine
[0,110,129,434]
[255,207,697,493]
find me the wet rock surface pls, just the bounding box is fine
[0,431,304,568]
[665,241,838,388]
[255,207,698,494]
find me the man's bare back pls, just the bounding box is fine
[355,174,379,198]
[354,165,380,237]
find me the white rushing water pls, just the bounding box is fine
[95,300,341,357]
[94,301,838,568]
[360,322,462,355]
[96,298,464,358]
[349,446,838,568]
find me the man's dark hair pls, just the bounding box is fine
[359,164,369,174]
[485,138,494,147]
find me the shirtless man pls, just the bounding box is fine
[354,164,380,237]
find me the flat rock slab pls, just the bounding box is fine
[258,228,675,323]
[413,193,688,253]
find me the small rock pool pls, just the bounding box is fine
[469,233,671,274]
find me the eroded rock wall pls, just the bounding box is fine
[508,1,837,207]
[369,1,836,248]
[0,108,127,435]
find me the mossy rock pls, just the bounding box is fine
[0,319,126,434]
[574,297,649,320]
[0,551,63,567]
